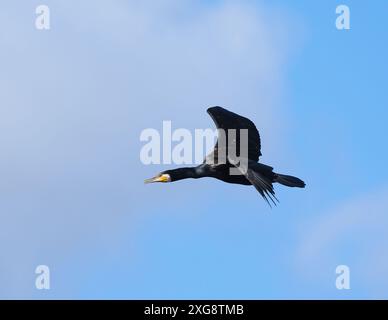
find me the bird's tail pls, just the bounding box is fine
[274,173,305,188]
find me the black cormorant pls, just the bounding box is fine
[145,106,305,206]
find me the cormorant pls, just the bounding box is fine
[145,106,305,206]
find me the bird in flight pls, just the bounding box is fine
[145,106,305,206]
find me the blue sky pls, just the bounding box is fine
[0,0,387,299]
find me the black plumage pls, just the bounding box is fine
[145,106,305,206]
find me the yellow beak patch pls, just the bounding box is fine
[144,174,170,184]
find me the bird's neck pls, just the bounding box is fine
[170,166,209,181]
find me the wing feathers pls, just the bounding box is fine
[230,158,278,207]
[206,107,262,162]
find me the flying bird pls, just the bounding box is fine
[145,106,305,206]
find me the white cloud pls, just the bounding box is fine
[297,187,388,298]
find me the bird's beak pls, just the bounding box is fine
[144,174,170,184]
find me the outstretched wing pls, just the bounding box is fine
[205,106,261,165]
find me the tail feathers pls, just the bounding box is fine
[242,162,279,207]
[232,160,305,206]
[274,173,305,188]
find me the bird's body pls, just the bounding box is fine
[145,106,305,206]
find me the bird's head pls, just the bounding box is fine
[144,171,172,184]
